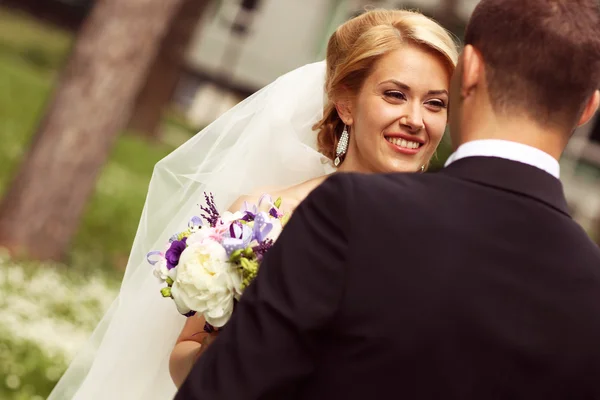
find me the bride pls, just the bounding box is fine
[49,8,458,400]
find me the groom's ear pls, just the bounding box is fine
[460,45,484,100]
[577,90,600,128]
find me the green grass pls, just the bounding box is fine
[0,54,55,193]
[0,8,72,75]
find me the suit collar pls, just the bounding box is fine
[445,140,560,179]
[440,156,570,217]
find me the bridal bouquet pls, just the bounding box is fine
[147,193,288,332]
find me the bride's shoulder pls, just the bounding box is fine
[228,175,331,213]
[283,175,330,204]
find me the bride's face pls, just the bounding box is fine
[339,45,451,173]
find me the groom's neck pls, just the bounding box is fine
[456,112,568,160]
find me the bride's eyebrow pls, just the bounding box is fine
[379,79,410,90]
[428,89,449,96]
[379,79,448,96]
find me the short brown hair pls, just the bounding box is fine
[313,9,458,161]
[465,0,600,127]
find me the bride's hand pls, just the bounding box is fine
[195,331,219,360]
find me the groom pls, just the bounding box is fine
[177,0,600,398]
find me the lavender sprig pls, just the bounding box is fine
[200,192,220,227]
[252,239,274,262]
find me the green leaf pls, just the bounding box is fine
[160,287,172,298]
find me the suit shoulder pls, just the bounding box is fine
[333,171,446,194]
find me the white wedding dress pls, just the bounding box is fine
[47,60,335,399]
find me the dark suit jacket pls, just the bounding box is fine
[176,157,600,400]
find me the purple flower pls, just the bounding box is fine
[165,237,187,270]
[200,193,221,227]
[252,239,274,262]
[241,211,255,222]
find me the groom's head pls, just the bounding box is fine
[449,0,600,154]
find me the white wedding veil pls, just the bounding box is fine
[48,60,334,400]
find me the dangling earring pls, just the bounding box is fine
[334,125,349,167]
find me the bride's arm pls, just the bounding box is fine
[169,315,215,388]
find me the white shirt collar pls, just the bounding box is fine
[444,139,560,179]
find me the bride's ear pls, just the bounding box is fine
[334,95,354,126]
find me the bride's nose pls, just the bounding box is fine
[399,109,424,132]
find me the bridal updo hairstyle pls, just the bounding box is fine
[314,9,459,161]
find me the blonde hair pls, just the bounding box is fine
[314,9,459,160]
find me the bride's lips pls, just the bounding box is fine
[384,133,425,155]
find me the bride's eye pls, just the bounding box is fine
[425,99,447,111]
[384,91,407,101]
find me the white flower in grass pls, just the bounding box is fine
[171,240,242,327]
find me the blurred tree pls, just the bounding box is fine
[429,0,466,39]
[127,0,211,138]
[0,0,190,261]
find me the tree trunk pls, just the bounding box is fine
[127,0,210,138]
[0,0,188,261]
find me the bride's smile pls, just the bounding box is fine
[385,134,424,154]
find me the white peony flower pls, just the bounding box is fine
[170,240,242,327]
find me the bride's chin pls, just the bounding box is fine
[377,158,420,173]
